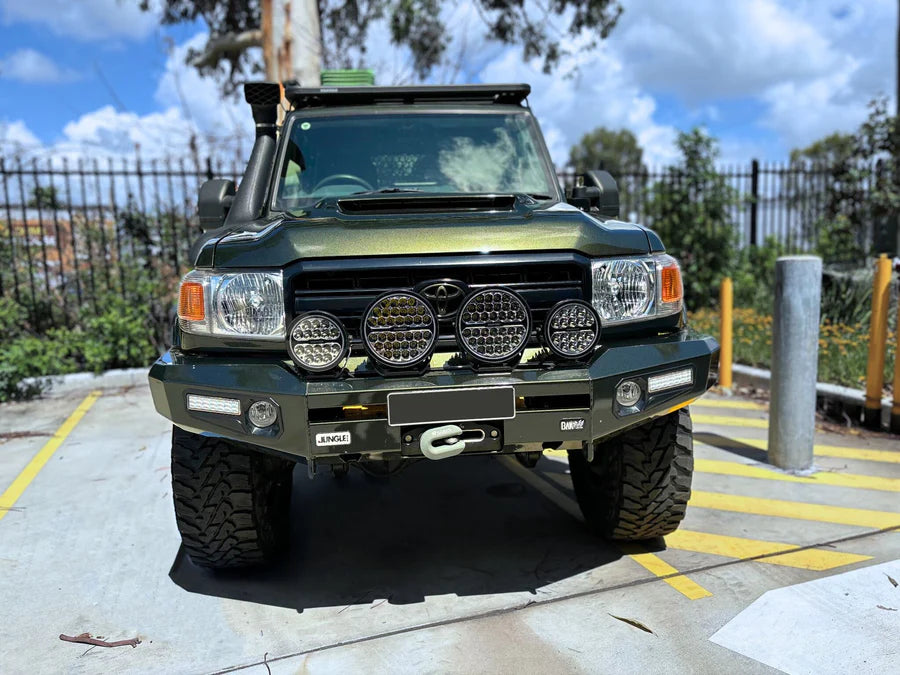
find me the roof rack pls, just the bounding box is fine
[283,83,531,109]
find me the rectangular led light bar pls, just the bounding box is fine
[187,394,241,416]
[647,367,693,394]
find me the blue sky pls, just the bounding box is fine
[0,0,895,167]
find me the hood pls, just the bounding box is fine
[209,201,655,268]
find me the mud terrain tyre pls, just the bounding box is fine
[171,426,294,569]
[568,409,693,540]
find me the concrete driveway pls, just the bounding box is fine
[0,383,898,674]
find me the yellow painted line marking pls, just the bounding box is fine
[664,530,871,571]
[695,458,900,493]
[500,457,712,600]
[727,437,900,465]
[618,543,712,599]
[0,391,101,523]
[690,490,900,529]
[694,398,766,411]
[501,458,869,576]
[500,456,582,519]
[693,413,768,429]
[544,448,570,458]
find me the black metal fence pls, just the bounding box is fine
[0,155,878,334]
[557,160,880,251]
[0,156,242,334]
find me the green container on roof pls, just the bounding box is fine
[320,69,375,86]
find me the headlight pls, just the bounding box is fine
[591,254,682,325]
[177,269,285,339]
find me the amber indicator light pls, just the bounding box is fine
[179,282,205,321]
[660,264,683,304]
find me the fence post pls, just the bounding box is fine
[769,256,821,471]
[719,277,733,391]
[863,254,892,429]
[750,159,759,246]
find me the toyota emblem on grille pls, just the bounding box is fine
[417,280,468,318]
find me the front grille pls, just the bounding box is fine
[291,255,588,352]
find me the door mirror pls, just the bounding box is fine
[198,179,236,232]
[584,170,619,218]
[568,170,620,217]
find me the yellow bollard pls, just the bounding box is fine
[891,292,900,434]
[719,277,733,390]
[864,254,892,429]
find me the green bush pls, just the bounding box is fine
[731,237,787,312]
[76,297,158,371]
[690,306,896,390]
[0,294,159,402]
[645,129,738,310]
[0,297,26,338]
[0,330,82,401]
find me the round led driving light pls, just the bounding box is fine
[456,287,531,365]
[248,400,278,428]
[362,292,437,369]
[288,311,349,372]
[615,380,642,407]
[543,300,600,359]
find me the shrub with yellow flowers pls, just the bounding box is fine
[689,307,896,392]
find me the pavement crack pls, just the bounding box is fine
[209,525,900,674]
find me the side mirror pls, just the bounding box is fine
[198,179,236,232]
[584,171,619,218]
[584,170,619,218]
[568,185,601,211]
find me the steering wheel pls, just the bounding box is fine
[313,173,374,193]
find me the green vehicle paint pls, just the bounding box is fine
[150,84,718,466]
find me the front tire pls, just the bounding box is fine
[171,427,294,569]
[568,409,693,540]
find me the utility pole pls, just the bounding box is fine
[261,0,322,86]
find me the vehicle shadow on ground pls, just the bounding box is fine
[693,432,769,463]
[170,455,623,612]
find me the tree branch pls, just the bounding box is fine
[190,30,263,69]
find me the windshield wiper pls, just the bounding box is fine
[351,187,424,195]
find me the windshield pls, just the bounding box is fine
[274,111,558,210]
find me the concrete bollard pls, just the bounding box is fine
[769,256,822,471]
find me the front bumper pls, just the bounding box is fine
[148,330,719,461]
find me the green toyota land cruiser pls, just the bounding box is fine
[149,82,719,569]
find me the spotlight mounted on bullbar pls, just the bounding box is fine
[287,311,349,373]
[362,291,438,372]
[542,300,600,360]
[455,287,531,366]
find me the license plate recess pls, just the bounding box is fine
[387,386,516,427]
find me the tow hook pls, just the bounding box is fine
[419,425,486,460]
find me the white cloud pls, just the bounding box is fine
[0,0,158,42]
[0,119,41,152]
[5,0,897,170]
[611,0,893,153]
[3,32,255,167]
[616,0,848,103]
[152,32,254,153]
[761,67,869,150]
[479,43,679,166]
[0,48,80,83]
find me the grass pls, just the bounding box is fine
[689,307,897,392]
